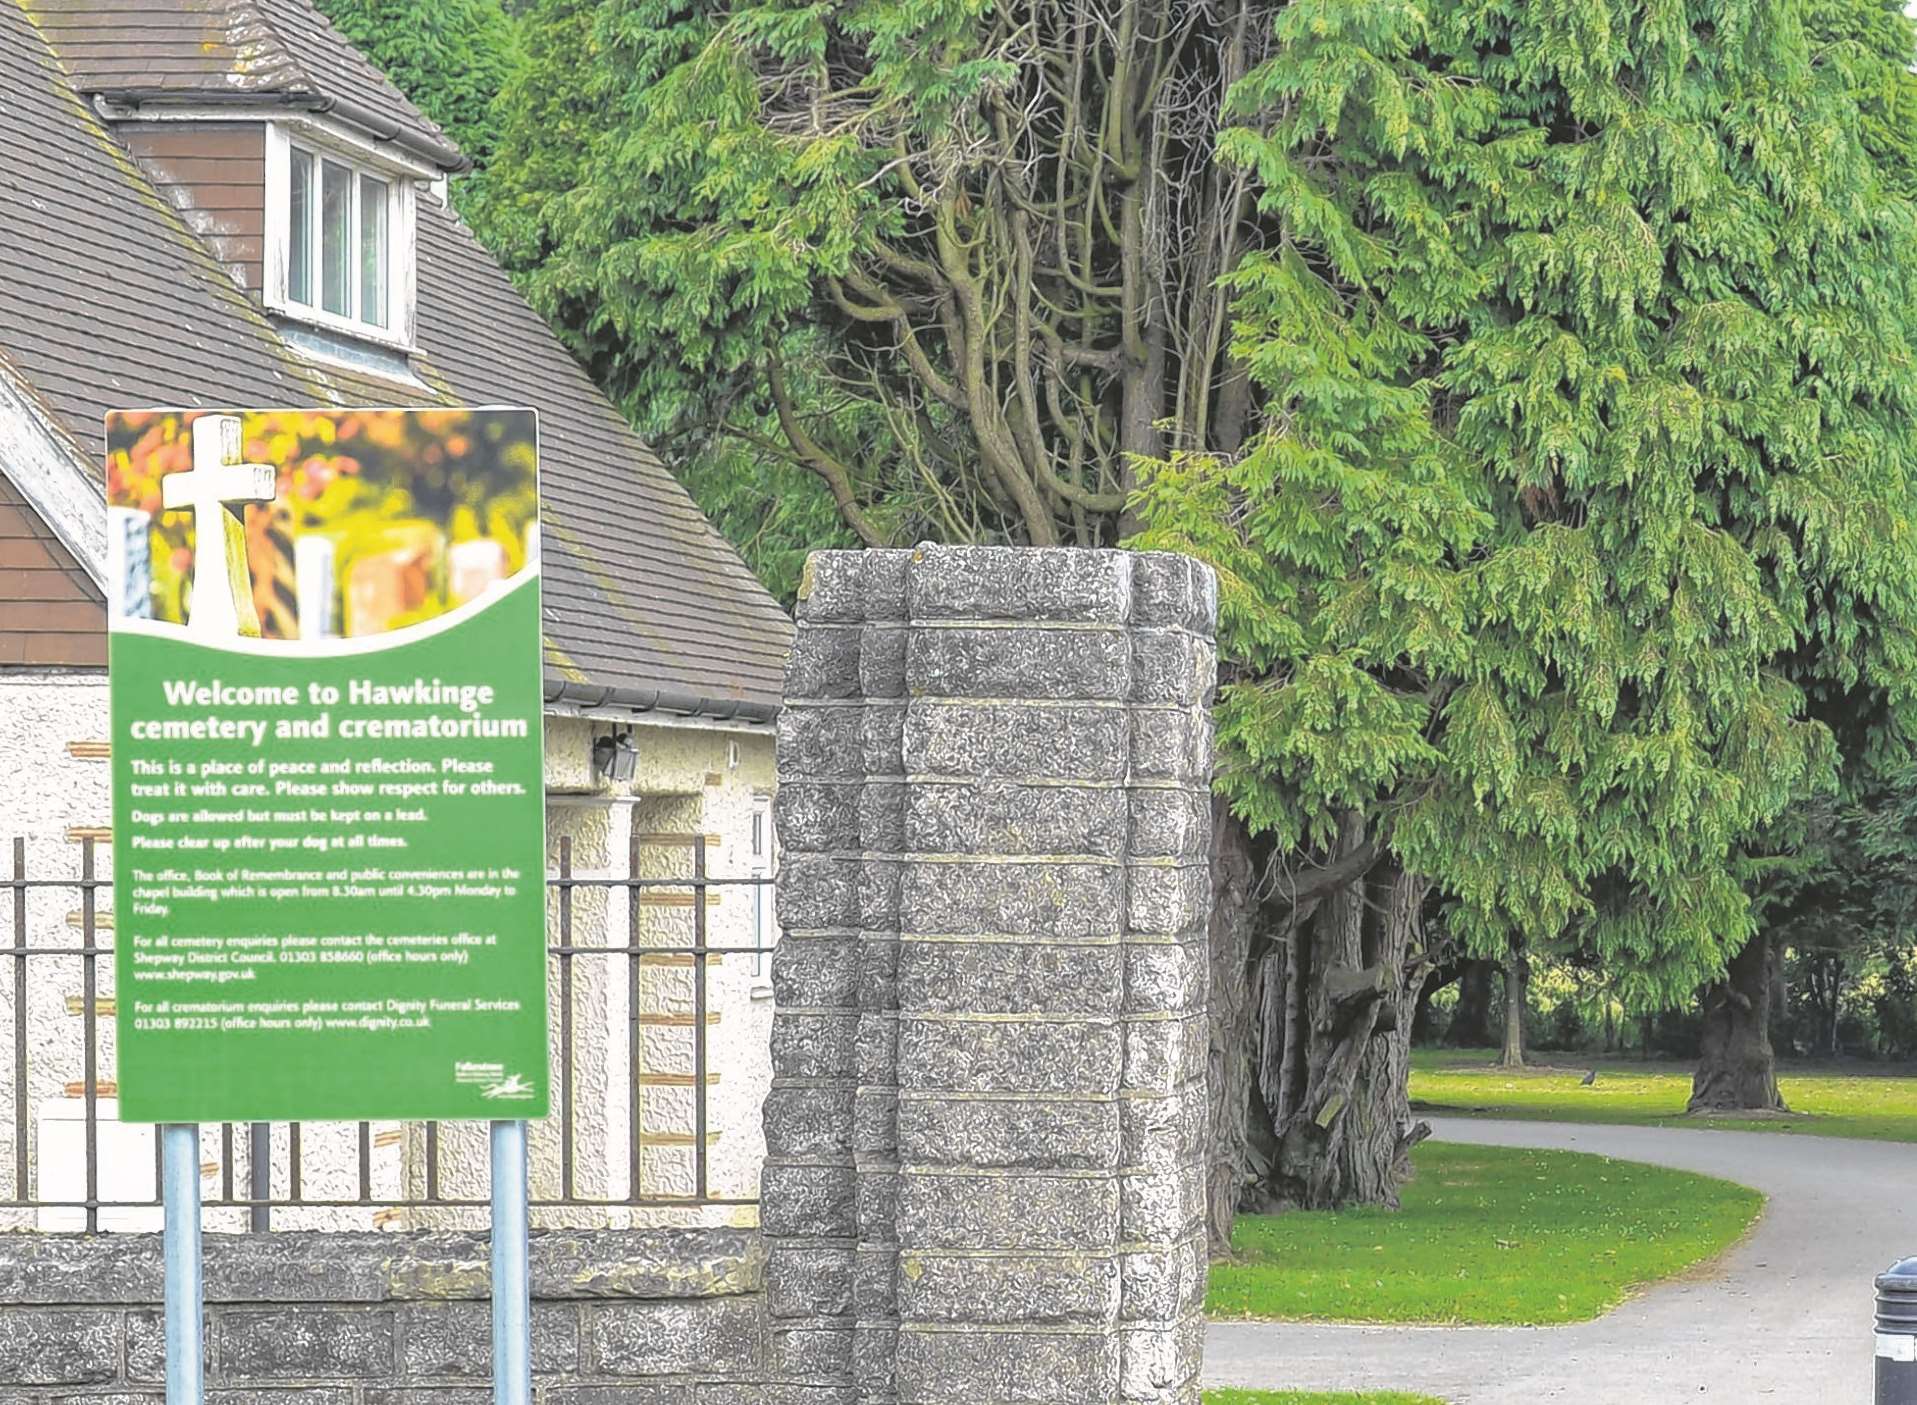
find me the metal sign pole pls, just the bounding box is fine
[162,1123,204,1404]
[491,1119,531,1405]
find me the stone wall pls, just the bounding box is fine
[0,1228,765,1401]
[763,545,1217,1405]
[0,545,1217,1404]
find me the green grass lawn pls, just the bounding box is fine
[1207,1142,1760,1326]
[1411,1050,1917,1141]
[1205,1394,1445,1405]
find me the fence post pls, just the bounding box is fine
[81,837,99,1233]
[693,834,709,1202]
[248,1124,270,1231]
[12,838,27,1206]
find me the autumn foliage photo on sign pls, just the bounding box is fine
[106,407,538,641]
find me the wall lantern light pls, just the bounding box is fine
[593,728,639,785]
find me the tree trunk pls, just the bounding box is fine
[1411,963,1456,1043]
[1826,956,1845,1057]
[1769,940,1788,1049]
[1242,821,1430,1212]
[1205,802,1258,1259]
[1689,934,1787,1112]
[1497,946,1527,1068]
[1446,960,1497,1047]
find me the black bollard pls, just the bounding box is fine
[1878,1259,1917,1402]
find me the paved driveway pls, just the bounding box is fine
[1204,1116,1917,1402]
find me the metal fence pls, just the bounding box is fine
[2,831,771,1231]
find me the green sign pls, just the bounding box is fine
[107,408,549,1123]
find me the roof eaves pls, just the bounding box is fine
[542,675,781,727]
[92,87,470,173]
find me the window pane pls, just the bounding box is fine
[288,147,313,305]
[320,159,352,316]
[359,174,388,328]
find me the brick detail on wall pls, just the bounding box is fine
[0,471,105,668]
[765,545,1216,1405]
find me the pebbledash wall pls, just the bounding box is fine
[0,677,779,1232]
[0,544,1217,1404]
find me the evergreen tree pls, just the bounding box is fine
[468,0,871,598]
[314,0,522,181]
[1134,0,1917,1208]
[475,0,1274,593]
[476,0,1318,1238]
[313,0,851,600]
[1745,760,1917,1067]
[471,0,1917,1230]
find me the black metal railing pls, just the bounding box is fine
[2,832,770,1231]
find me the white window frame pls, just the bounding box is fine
[264,121,418,350]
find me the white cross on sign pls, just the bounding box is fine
[160,415,277,639]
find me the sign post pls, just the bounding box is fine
[107,409,548,1403]
[492,1119,531,1405]
[161,1124,203,1403]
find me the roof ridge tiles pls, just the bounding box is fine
[29,0,463,170]
[216,0,309,92]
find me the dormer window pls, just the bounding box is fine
[265,122,418,349]
[288,145,390,327]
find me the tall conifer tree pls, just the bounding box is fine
[469,0,1917,1228]
[1134,0,1917,1211]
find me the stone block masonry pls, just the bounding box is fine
[0,544,1215,1404]
[765,545,1217,1405]
[0,1228,765,1401]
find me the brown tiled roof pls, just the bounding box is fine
[1,0,794,721]
[30,0,459,167]
[1,2,326,420]
[26,0,303,93]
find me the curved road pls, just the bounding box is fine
[1204,1116,1917,1403]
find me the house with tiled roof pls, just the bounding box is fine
[0,0,792,1225]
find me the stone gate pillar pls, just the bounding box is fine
[763,545,1215,1405]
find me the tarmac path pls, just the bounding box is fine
[1203,1116,1917,1402]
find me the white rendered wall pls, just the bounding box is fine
[0,672,114,1230]
[0,671,778,1231]
[529,716,777,1231]
[0,671,402,1230]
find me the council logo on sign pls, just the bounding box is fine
[456,1061,535,1100]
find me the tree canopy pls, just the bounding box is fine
[339,0,1917,1211]
[1135,0,1917,1004]
[473,0,1282,591]
[316,0,522,179]
[469,0,1917,985]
